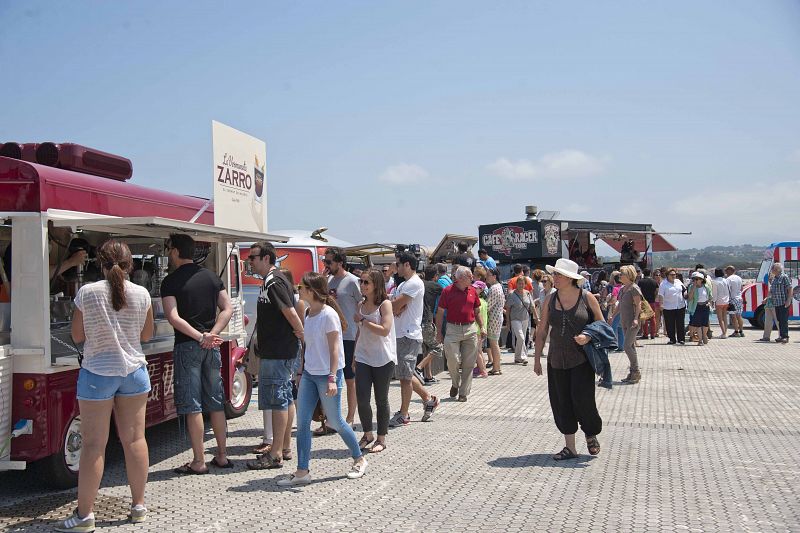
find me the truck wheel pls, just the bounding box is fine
[40,414,81,489]
[225,366,252,419]
[748,306,765,329]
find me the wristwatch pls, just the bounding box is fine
[327,373,336,383]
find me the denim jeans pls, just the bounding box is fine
[611,314,625,350]
[296,369,362,471]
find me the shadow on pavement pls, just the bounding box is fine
[487,453,596,469]
[228,473,348,493]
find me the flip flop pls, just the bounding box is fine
[173,462,209,475]
[370,442,386,453]
[210,457,234,469]
[358,436,374,450]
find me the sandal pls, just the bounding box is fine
[282,448,293,461]
[586,436,601,456]
[313,425,336,437]
[552,447,579,461]
[210,457,234,469]
[173,462,209,475]
[358,435,375,450]
[370,441,386,453]
[252,442,272,454]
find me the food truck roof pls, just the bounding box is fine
[430,234,478,262]
[560,220,682,253]
[48,211,289,243]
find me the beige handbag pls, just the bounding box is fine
[639,299,655,321]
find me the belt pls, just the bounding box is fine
[447,321,473,326]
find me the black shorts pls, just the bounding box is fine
[343,340,356,380]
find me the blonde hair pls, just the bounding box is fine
[620,265,638,283]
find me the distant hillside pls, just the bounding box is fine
[603,244,768,269]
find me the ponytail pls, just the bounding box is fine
[97,239,133,312]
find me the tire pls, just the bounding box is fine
[224,365,252,419]
[39,414,81,489]
[749,306,765,330]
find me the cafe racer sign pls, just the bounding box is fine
[479,220,561,261]
[212,120,267,233]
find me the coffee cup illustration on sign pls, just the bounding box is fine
[254,155,265,200]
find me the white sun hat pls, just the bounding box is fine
[546,258,585,285]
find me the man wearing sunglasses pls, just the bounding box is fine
[324,247,362,428]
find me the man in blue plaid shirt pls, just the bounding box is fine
[770,263,792,343]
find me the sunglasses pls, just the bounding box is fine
[359,279,371,285]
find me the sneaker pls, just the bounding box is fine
[413,367,426,383]
[756,338,771,342]
[457,396,467,402]
[388,412,410,427]
[620,372,632,383]
[421,396,440,422]
[597,380,612,390]
[449,386,458,399]
[472,368,480,378]
[719,334,727,339]
[347,458,368,479]
[277,472,312,487]
[423,376,440,385]
[627,370,641,384]
[739,331,745,337]
[55,510,95,533]
[678,341,685,345]
[780,338,789,344]
[129,505,147,524]
[246,453,283,470]
[775,338,784,343]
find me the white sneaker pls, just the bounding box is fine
[347,458,368,479]
[277,472,312,487]
[54,510,95,532]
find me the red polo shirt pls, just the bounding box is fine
[438,284,481,323]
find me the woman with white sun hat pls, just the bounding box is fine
[534,258,604,460]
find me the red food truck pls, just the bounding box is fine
[0,142,287,487]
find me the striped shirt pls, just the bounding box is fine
[74,280,151,376]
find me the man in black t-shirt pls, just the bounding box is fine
[245,241,304,471]
[454,241,476,270]
[161,233,233,474]
[637,268,659,340]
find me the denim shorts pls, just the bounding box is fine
[258,358,294,411]
[173,341,225,415]
[76,365,151,401]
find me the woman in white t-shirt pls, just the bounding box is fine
[60,240,154,532]
[353,269,396,453]
[278,272,367,487]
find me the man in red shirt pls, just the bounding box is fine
[435,266,484,402]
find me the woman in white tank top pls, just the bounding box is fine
[353,269,396,453]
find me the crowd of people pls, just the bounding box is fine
[56,234,792,532]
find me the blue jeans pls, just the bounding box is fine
[611,314,625,350]
[296,369,362,471]
[775,305,790,339]
[173,341,224,415]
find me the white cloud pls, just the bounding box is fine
[378,163,429,185]
[670,180,800,239]
[486,150,607,181]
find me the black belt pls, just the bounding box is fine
[447,321,473,326]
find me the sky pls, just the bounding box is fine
[2,1,800,252]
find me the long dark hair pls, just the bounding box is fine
[301,271,348,332]
[364,269,388,306]
[97,240,132,311]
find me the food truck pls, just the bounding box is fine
[0,142,287,487]
[742,242,800,328]
[479,207,682,280]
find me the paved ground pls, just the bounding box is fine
[2,327,799,532]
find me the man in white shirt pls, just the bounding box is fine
[725,265,745,337]
[389,252,440,426]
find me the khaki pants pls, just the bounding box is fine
[443,323,479,398]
